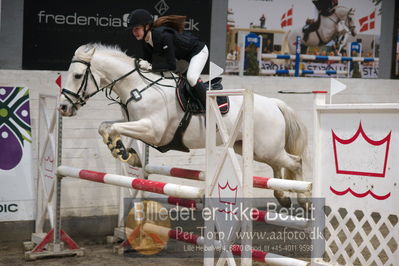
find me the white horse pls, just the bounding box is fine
[283,6,356,54]
[58,44,309,208]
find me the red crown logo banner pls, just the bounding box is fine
[217,181,238,215]
[332,122,391,177]
[218,181,238,205]
[329,186,391,200]
[281,8,293,28]
[43,156,55,180]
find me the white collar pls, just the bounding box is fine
[145,33,153,47]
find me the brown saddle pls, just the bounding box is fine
[306,19,316,25]
[176,77,230,115]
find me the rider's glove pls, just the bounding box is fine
[139,60,152,71]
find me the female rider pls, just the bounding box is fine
[127,9,208,109]
[303,0,338,41]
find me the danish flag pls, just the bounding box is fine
[359,10,375,32]
[281,8,293,28]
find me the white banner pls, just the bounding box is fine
[260,60,378,78]
[0,86,35,221]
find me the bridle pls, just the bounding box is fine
[61,58,177,120]
[327,7,355,32]
[61,59,138,110]
[345,9,356,33]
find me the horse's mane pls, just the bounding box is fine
[74,43,176,78]
[334,5,352,12]
[75,43,134,63]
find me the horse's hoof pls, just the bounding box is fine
[112,137,121,147]
[108,137,122,157]
[111,146,123,158]
[127,148,137,155]
[106,143,118,158]
[116,152,141,167]
[112,148,120,158]
[106,136,114,147]
[110,145,120,158]
[128,153,142,167]
[278,197,292,208]
[298,193,312,212]
[274,190,292,208]
[118,152,132,163]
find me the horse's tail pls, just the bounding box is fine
[272,98,308,179]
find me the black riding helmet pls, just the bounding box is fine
[127,9,153,28]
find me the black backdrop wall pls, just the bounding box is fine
[23,0,212,71]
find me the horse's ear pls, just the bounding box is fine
[86,47,96,57]
[75,44,96,59]
[85,46,96,57]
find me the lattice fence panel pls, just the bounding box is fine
[321,207,398,265]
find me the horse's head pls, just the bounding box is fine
[59,44,102,116]
[335,6,356,37]
[347,8,357,36]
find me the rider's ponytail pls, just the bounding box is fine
[153,15,186,32]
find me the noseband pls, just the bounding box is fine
[61,59,138,110]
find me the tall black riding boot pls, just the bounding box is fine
[193,80,207,112]
[302,25,311,42]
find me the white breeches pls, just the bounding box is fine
[186,45,209,87]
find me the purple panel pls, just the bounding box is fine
[0,87,14,101]
[15,100,31,125]
[0,125,23,170]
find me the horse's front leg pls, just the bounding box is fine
[98,120,123,152]
[98,120,124,155]
[104,119,157,167]
[98,120,140,167]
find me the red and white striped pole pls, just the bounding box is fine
[251,209,310,230]
[252,176,311,193]
[145,165,205,180]
[143,223,309,266]
[142,192,309,230]
[145,165,312,193]
[142,192,202,209]
[57,166,204,199]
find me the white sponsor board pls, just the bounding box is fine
[259,60,378,78]
[0,87,35,221]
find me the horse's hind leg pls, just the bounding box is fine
[267,152,303,209]
[235,141,292,208]
[272,166,292,208]
[282,153,311,211]
[235,141,306,209]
